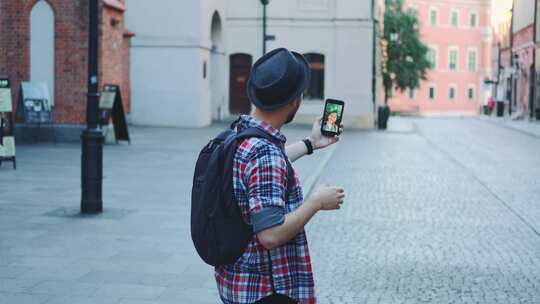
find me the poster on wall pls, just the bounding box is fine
[99,84,130,144]
[17,82,53,124]
[0,77,16,169]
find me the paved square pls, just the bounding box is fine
[1,118,540,303]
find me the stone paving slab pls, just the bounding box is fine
[0,123,333,304]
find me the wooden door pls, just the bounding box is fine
[229,54,252,114]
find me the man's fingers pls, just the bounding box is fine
[333,187,345,193]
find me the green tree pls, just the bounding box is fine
[383,0,431,104]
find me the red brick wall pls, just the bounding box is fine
[0,0,131,124]
[100,0,131,113]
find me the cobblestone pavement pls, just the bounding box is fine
[1,118,540,303]
[307,117,540,304]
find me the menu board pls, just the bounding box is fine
[99,84,130,144]
[0,136,16,157]
[99,86,116,109]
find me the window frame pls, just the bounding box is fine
[448,46,459,71]
[429,7,439,26]
[427,45,438,69]
[467,48,478,72]
[469,11,478,28]
[428,84,437,100]
[450,9,459,27]
[408,88,416,100]
[468,84,476,100]
[448,84,457,101]
[302,52,325,101]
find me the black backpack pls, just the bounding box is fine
[191,120,293,266]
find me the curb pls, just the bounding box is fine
[476,116,540,139]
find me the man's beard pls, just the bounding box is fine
[285,103,300,124]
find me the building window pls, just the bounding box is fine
[408,88,416,100]
[467,49,477,72]
[449,85,457,100]
[427,47,437,69]
[451,10,459,27]
[428,86,436,100]
[470,12,477,27]
[430,8,438,26]
[303,53,325,100]
[203,61,207,79]
[449,47,458,71]
[468,85,475,100]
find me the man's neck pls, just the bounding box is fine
[253,109,284,130]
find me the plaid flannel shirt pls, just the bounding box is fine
[215,115,316,304]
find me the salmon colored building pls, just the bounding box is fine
[388,0,492,116]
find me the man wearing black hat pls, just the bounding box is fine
[215,48,345,304]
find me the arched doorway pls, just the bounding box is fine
[210,11,224,120]
[229,54,252,114]
[30,0,55,105]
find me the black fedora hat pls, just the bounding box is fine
[247,48,311,111]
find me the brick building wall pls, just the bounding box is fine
[101,0,132,113]
[0,0,131,129]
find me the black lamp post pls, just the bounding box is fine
[259,0,276,56]
[81,0,104,214]
[260,0,270,55]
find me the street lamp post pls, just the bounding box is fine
[261,0,269,55]
[81,0,104,214]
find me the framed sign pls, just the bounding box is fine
[17,82,53,124]
[0,77,16,169]
[99,85,116,109]
[99,84,130,144]
[0,78,12,112]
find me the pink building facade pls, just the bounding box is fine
[388,0,492,115]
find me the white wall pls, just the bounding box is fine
[126,0,375,128]
[30,1,55,106]
[127,0,226,127]
[226,0,375,128]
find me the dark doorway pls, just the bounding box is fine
[229,54,252,114]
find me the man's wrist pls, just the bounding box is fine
[302,138,314,155]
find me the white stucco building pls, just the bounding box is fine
[126,0,381,128]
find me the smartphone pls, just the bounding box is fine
[321,99,345,137]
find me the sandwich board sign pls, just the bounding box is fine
[0,78,16,169]
[99,84,130,144]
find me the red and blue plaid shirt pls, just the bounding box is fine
[215,115,316,304]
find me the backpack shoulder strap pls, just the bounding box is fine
[235,127,294,196]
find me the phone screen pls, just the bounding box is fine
[321,99,344,136]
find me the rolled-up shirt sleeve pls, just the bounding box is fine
[244,143,287,234]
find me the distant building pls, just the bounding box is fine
[388,0,492,116]
[126,0,384,129]
[511,0,535,117]
[0,0,133,140]
[510,0,535,116]
[490,0,513,113]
